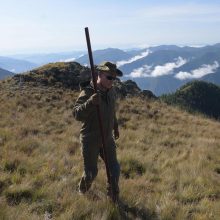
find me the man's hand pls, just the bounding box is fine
[89,93,100,105]
[114,128,119,140]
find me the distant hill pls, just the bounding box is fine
[161,81,220,119]
[9,51,85,65]
[75,48,133,65]
[120,49,193,73]
[202,69,220,85]
[0,56,37,73]
[0,67,14,80]
[128,75,188,96]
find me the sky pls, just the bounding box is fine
[1,0,220,55]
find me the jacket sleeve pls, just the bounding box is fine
[73,90,95,121]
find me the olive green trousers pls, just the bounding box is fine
[79,137,120,195]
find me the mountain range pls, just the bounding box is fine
[126,45,219,93]
[0,67,13,80]
[0,56,37,73]
[10,51,85,65]
[1,43,220,95]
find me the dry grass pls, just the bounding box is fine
[0,79,220,219]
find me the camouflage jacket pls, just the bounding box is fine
[73,81,118,142]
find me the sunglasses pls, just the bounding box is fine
[105,75,116,81]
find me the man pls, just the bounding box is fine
[73,61,122,201]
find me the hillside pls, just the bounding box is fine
[9,51,85,65]
[0,56,37,73]
[0,67,13,80]
[75,48,132,65]
[0,67,220,219]
[161,81,220,120]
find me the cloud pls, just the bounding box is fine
[151,57,187,77]
[175,61,219,80]
[128,65,152,78]
[116,50,151,67]
[61,54,84,62]
[127,57,187,78]
[62,57,76,62]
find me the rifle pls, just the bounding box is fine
[84,27,115,202]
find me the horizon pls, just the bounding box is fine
[1,0,220,55]
[0,43,218,57]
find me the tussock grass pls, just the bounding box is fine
[0,80,220,219]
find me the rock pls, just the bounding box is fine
[12,61,157,99]
[114,79,142,98]
[13,62,90,90]
[141,90,157,99]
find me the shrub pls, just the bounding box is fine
[121,158,146,178]
[5,187,34,205]
[4,159,20,173]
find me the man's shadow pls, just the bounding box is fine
[84,187,157,219]
[116,199,157,220]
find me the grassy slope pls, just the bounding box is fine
[161,81,220,120]
[0,78,220,220]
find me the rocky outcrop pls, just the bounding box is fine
[114,80,157,99]
[114,79,141,97]
[12,61,157,99]
[13,62,90,89]
[141,90,157,99]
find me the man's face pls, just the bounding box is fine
[98,71,116,89]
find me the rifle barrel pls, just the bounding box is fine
[84,27,114,200]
